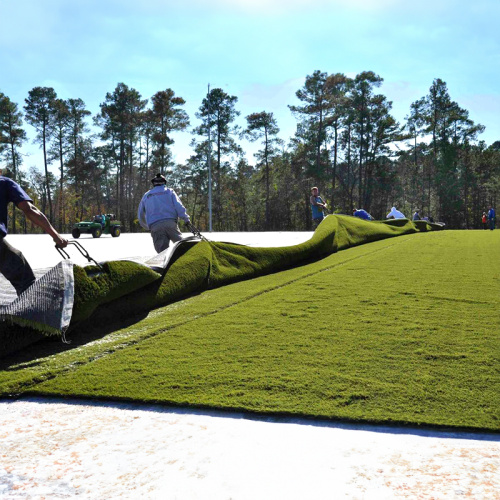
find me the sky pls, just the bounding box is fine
[1,0,499,173]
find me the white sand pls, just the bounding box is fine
[1,232,499,498]
[7,231,313,269]
[0,398,498,499]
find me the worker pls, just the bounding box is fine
[412,210,421,221]
[482,212,487,230]
[0,173,68,296]
[386,206,406,219]
[310,187,327,228]
[352,208,372,220]
[138,173,191,253]
[488,206,496,230]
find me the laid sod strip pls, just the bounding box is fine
[0,236,407,395]
[5,230,498,431]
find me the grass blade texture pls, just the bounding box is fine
[1,223,498,431]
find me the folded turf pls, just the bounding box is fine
[71,216,443,325]
[1,215,443,356]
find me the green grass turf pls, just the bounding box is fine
[1,229,498,431]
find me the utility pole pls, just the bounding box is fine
[207,84,213,232]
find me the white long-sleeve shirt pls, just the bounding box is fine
[386,207,406,219]
[138,186,190,230]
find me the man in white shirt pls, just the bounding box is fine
[137,174,191,253]
[386,206,406,219]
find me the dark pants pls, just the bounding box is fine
[489,219,495,230]
[0,237,36,296]
[150,219,183,253]
[312,217,324,229]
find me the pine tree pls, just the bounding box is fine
[194,88,241,229]
[24,86,57,221]
[244,111,282,229]
[0,92,27,232]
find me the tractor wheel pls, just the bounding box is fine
[72,228,81,239]
[92,227,102,238]
[111,226,121,237]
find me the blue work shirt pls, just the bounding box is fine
[353,209,372,221]
[488,208,496,220]
[138,185,190,230]
[310,195,325,220]
[0,176,32,238]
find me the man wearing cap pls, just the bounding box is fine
[138,173,191,253]
[0,173,68,295]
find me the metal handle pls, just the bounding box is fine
[56,241,103,269]
[187,222,210,243]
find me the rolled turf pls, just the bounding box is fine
[1,215,443,356]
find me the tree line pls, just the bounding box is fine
[1,71,499,233]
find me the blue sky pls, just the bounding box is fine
[1,0,499,172]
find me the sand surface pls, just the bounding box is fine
[6,231,313,269]
[1,398,499,499]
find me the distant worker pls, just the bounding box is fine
[481,212,487,230]
[487,206,496,230]
[94,214,106,228]
[386,206,406,219]
[412,210,421,221]
[138,173,191,253]
[310,187,327,228]
[0,173,68,296]
[352,208,372,221]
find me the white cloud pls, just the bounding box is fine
[120,0,401,15]
[239,78,303,111]
[194,0,399,12]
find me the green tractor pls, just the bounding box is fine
[72,214,122,239]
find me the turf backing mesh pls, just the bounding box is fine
[0,260,74,335]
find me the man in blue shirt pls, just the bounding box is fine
[353,208,372,221]
[310,187,327,228]
[0,174,68,295]
[138,173,191,253]
[488,206,496,230]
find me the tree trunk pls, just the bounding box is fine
[42,123,53,221]
[331,122,338,210]
[265,128,270,229]
[58,132,64,232]
[216,126,222,230]
[9,134,17,234]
